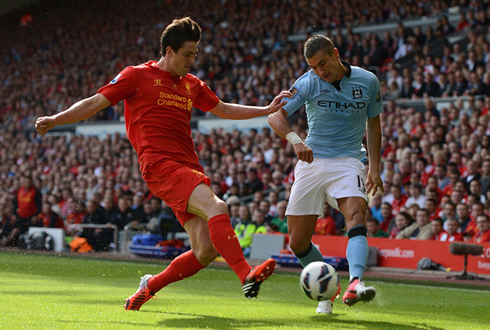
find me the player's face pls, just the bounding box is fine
[169,41,198,77]
[306,48,342,83]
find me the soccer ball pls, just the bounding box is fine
[299,261,340,301]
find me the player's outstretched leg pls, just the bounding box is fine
[342,279,376,306]
[124,250,205,310]
[242,258,276,298]
[316,284,341,314]
[124,274,156,311]
[208,214,277,298]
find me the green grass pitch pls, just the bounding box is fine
[0,251,489,330]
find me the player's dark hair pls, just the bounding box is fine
[303,35,335,59]
[160,17,201,56]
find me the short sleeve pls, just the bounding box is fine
[282,78,310,116]
[97,67,137,105]
[367,75,383,118]
[193,80,220,112]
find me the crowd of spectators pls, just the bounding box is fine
[1,0,489,128]
[1,0,490,251]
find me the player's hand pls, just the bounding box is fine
[266,90,293,115]
[293,143,313,164]
[366,171,383,196]
[35,116,56,135]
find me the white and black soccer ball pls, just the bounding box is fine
[299,261,340,301]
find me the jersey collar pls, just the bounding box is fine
[341,60,352,78]
[148,60,184,81]
[332,60,352,91]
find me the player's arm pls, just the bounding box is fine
[209,90,292,120]
[366,115,384,196]
[267,108,313,164]
[35,93,111,135]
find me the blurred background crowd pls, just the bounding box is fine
[1,0,489,251]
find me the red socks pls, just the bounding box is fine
[208,214,251,283]
[148,214,251,291]
[148,250,204,292]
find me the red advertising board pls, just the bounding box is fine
[311,235,490,275]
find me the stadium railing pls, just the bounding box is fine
[275,11,464,43]
[22,93,478,139]
[122,223,147,255]
[394,95,483,112]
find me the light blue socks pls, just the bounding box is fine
[295,242,323,267]
[346,225,369,280]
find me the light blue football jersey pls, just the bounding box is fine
[282,62,383,160]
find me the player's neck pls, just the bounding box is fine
[338,61,348,80]
[156,57,178,78]
[332,61,347,91]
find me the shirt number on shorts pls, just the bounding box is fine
[357,175,366,194]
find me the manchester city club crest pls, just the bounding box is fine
[352,87,363,99]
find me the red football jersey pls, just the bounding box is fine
[98,61,220,172]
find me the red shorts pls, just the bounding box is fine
[142,159,210,225]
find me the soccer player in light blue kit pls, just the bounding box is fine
[268,35,384,314]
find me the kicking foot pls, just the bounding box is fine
[124,274,157,310]
[242,258,276,298]
[342,279,376,306]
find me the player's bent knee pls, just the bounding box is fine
[208,200,228,218]
[194,246,218,265]
[289,239,311,255]
[345,210,367,229]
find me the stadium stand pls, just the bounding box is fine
[1,0,489,251]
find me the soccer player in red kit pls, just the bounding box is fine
[35,17,291,311]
